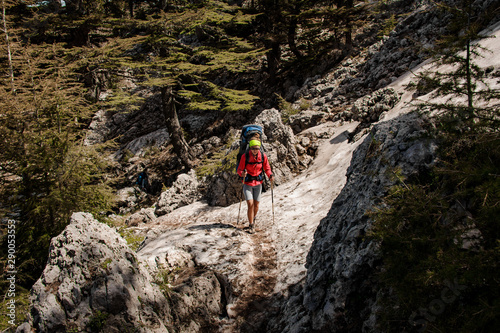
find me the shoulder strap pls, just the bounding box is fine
[244,150,250,168]
[245,150,264,166]
[244,151,265,183]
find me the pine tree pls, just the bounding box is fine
[0,14,114,289]
[371,1,500,331]
[255,0,367,81]
[416,0,500,133]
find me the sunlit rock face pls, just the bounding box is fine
[20,212,172,333]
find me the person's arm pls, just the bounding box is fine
[263,154,274,182]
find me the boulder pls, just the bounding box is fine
[115,187,144,215]
[122,128,170,157]
[289,110,330,134]
[18,212,171,333]
[205,171,242,207]
[125,207,156,226]
[155,169,202,216]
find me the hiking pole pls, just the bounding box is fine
[237,170,246,225]
[271,179,275,224]
[237,189,242,225]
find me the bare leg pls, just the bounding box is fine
[253,201,260,224]
[247,200,255,225]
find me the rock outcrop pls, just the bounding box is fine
[17,212,171,333]
[350,87,401,123]
[125,207,156,226]
[17,212,226,333]
[155,170,203,216]
[289,110,331,134]
[204,171,242,207]
[266,111,437,332]
[115,187,145,215]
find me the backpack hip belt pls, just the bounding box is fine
[244,173,264,182]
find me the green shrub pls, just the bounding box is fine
[379,14,398,38]
[88,310,110,332]
[118,228,145,252]
[276,94,304,124]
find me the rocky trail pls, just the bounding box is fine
[222,228,278,332]
[134,117,364,331]
[136,199,281,331]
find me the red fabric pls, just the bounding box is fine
[237,151,272,186]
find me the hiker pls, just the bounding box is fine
[135,170,150,193]
[237,139,274,231]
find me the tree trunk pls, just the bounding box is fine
[466,39,474,119]
[265,40,281,82]
[129,0,134,18]
[159,0,168,12]
[2,0,14,92]
[288,15,302,59]
[161,87,194,170]
[344,0,354,51]
[465,3,474,120]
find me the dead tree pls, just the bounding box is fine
[161,86,195,170]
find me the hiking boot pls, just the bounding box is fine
[248,224,255,233]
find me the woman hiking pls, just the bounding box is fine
[237,140,274,232]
